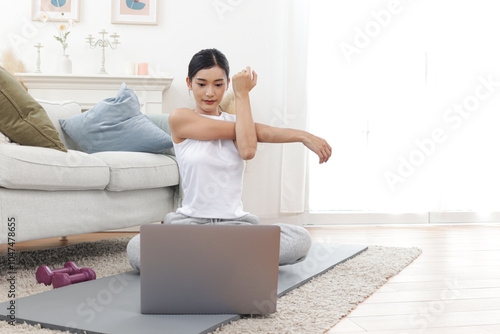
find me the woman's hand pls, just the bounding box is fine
[232,66,258,97]
[302,133,332,164]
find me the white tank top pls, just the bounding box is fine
[174,112,248,219]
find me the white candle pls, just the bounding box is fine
[124,62,135,75]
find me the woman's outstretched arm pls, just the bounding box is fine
[169,105,331,163]
[255,123,332,164]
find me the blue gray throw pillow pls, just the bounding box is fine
[60,83,173,154]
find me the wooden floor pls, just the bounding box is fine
[2,225,500,333]
[307,225,500,334]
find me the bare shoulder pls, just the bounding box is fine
[169,108,195,123]
[169,108,194,143]
[170,108,193,115]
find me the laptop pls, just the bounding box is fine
[140,224,281,315]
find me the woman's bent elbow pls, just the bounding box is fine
[239,148,256,160]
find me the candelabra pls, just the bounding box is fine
[34,43,43,73]
[86,30,120,74]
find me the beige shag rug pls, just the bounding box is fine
[0,236,421,334]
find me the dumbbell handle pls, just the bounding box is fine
[36,262,80,286]
[53,268,96,289]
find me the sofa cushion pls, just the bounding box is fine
[38,99,82,151]
[0,66,67,152]
[59,83,173,154]
[0,145,109,191]
[92,151,179,191]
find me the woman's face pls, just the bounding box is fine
[187,66,229,115]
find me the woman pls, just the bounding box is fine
[127,49,332,271]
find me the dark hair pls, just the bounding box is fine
[187,48,230,82]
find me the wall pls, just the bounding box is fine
[0,0,293,218]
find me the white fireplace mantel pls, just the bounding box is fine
[15,73,174,114]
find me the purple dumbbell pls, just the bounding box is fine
[52,268,96,289]
[36,262,81,286]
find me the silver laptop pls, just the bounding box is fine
[140,224,280,315]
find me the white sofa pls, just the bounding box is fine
[0,100,181,244]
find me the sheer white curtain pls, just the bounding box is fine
[279,0,310,213]
[307,0,500,217]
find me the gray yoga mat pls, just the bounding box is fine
[0,243,366,334]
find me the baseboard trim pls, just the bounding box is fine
[260,211,500,226]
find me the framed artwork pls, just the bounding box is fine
[32,0,80,22]
[111,0,158,25]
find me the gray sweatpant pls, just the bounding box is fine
[127,212,312,272]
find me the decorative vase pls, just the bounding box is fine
[59,54,72,74]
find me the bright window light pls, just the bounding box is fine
[307,0,500,214]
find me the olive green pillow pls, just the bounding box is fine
[0,66,67,152]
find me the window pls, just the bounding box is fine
[307,0,500,222]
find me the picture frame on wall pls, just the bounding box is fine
[32,0,80,22]
[111,0,158,25]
